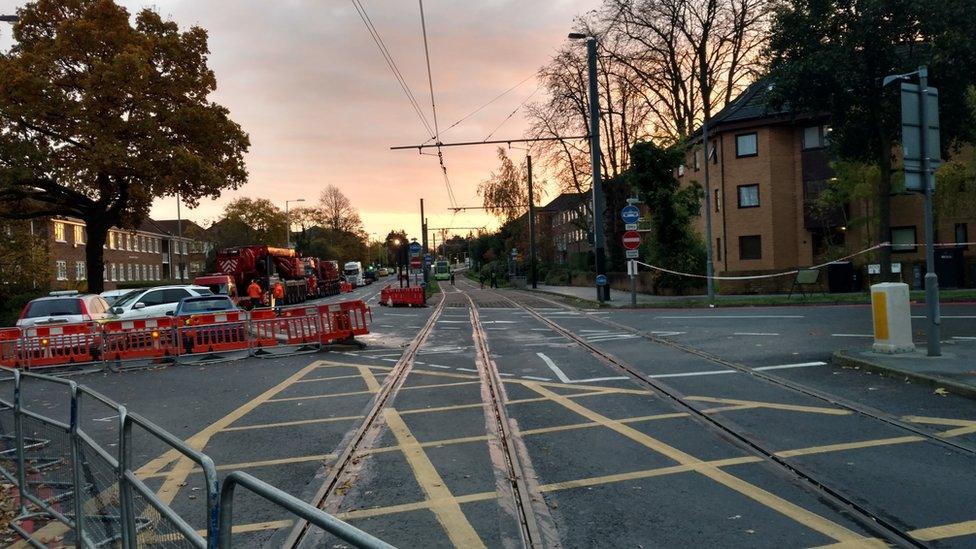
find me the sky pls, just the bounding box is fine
[0,0,598,243]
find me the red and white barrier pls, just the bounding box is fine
[102,318,176,366]
[21,323,101,370]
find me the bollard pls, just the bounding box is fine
[870,282,915,354]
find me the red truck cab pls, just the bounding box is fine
[192,274,239,301]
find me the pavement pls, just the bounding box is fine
[533,283,810,306]
[11,275,976,548]
[835,346,976,398]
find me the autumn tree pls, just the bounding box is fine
[212,198,287,249]
[319,184,364,234]
[478,147,542,222]
[0,0,249,292]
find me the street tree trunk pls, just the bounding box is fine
[84,219,109,294]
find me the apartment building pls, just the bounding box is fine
[538,193,592,265]
[677,82,976,291]
[45,217,210,290]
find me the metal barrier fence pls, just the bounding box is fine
[0,367,394,548]
[0,300,372,372]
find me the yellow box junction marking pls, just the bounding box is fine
[903,415,976,438]
[383,408,486,549]
[910,519,976,541]
[523,382,867,544]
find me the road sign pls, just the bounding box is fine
[410,256,421,268]
[901,82,940,192]
[424,253,432,262]
[511,249,518,258]
[625,223,638,231]
[626,249,639,259]
[409,242,422,254]
[622,230,641,250]
[621,205,640,224]
[596,274,608,286]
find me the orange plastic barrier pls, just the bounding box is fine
[101,317,176,362]
[248,309,281,349]
[0,327,23,369]
[380,285,426,307]
[316,303,347,344]
[21,323,100,370]
[340,281,353,293]
[178,312,249,356]
[340,301,372,336]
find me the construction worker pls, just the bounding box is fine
[450,271,456,286]
[246,279,263,309]
[273,280,285,312]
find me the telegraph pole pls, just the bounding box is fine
[420,199,428,286]
[918,66,941,356]
[527,154,538,289]
[701,120,716,304]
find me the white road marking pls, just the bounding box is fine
[522,375,552,381]
[384,313,419,317]
[951,336,976,341]
[537,352,571,383]
[456,367,479,373]
[498,372,514,377]
[913,315,976,319]
[93,415,120,422]
[530,328,551,332]
[646,370,735,379]
[649,331,686,336]
[831,334,873,338]
[437,320,469,323]
[382,358,399,362]
[585,334,639,342]
[579,329,611,333]
[734,332,780,336]
[428,364,451,369]
[753,361,827,371]
[657,315,803,319]
[572,376,630,382]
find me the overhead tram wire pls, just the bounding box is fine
[421,72,537,145]
[350,0,434,139]
[483,82,543,142]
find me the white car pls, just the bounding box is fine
[108,285,213,320]
[17,291,112,327]
[100,288,142,307]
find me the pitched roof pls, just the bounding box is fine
[692,80,794,139]
[540,192,587,213]
[151,219,208,238]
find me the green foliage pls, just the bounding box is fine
[213,198,287,249]
[0,219,50,294]
[478,147,542,222]
[0,0,250,293]
[628,141,706,294]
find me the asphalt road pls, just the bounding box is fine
[12,275,976,548]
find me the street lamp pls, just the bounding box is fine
[285,199,305,249]
[568,31,608,302]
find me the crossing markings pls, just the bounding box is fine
[685,396,850,416]
[383,408,486,548]
[536,352,629,384]
[522,382,869,545]
[903,416,976,438]
[754,361,827,371]
[647,369,735,379]
[142,453,340,480]
[295,373,371,383]
[222,415,365,433]
[909,519,976,541]
[266,389,376,403]
[775,436,925,458]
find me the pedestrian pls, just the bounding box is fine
[479,271,485,289]
[272,280,285,312]
[246,279,263,309]
[450,271,456,286]
[490,270,498,289]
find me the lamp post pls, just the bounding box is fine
[569,32,608,303]
[285,199,305,249]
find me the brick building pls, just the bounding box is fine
[43,217,211,291]
[677,82,976,291]
[537,193,592,265]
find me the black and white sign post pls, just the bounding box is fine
[885,65,942,356]
[622,201,642,307]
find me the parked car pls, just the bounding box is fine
[17,291,112,327]
[171,295,243,354]
[377,267,390,277]
[100,288,141,307]
[364,269,378,285]
[108,285,213,320]
[171,295,240,318]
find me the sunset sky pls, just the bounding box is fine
[0,0,598,242]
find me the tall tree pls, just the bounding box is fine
[478,147,542,222]
[318,184,364,234]
[764,0,976,277]
[213,198,287,249]
[0,0,249,293]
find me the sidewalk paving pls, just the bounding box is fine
[531,283,791,307]
[834,345,976,399]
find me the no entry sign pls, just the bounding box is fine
[410,256,422,268]
[622,230,641,250]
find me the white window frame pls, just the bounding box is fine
[111,264,117,281]
[56,260,67,280]
[75,261,86,281]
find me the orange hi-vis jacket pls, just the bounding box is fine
[247,282,262,299]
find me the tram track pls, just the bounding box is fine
[284,293,447,547]
[460,279,930,548]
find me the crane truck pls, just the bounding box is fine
[203,245,342,306]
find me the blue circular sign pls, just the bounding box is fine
[621,205,640,224]
[596,274,608,286]
[409,242,422,254]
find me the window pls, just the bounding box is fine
[75,261,86,280]
[956,223,969,249]
[73,225,84,245]
[737,184,760,208]
[111,263,117,281]
[716,237,722,261]
[714,189,721,212]
[677,164,685,177]
[739,235,762,260]
[735,132,758,157]
[127,264,133,280]
[108,232,115,249]
[163,288,191,303]
[803,125,831,150]
[891,226,917,252]
[693,150,701,171]
[54,222,66,242]
[56,260,67,280]
[139,290,166,307]
[154,264,160,280]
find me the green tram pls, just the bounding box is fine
[433,260,451,280]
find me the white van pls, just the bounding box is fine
[343,261,364,288]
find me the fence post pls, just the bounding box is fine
[118,407,137,549]
[69,382,88,547]
[13,369,28,517]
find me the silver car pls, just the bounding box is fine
[16,291,112,328]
